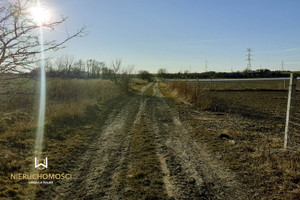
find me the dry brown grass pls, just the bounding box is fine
[130,78,149,92]
[168,81,230,111]
[47,79,119,102]
[0,78,121,199]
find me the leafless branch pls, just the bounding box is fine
[0,0,86,102]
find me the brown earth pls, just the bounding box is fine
[163,81,300,199]
[35,82,250,200]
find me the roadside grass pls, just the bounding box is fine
[160,81,300,199]
[130,78,149,92]
[0,78,121,199]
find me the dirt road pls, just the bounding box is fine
[40,82,248,200]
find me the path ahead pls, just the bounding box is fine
[43,82,247,200]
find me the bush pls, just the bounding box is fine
[138,70,154,82]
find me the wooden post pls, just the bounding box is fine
[196,78,199,97]
[284,73,297,150]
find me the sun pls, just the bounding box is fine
[29,6,50,24]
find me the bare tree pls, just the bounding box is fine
[102,66,114,80]
[73,59,85,78]
[110,58,134,93]
[95,61,101,78]
[86,59,92,78]
[99,62,105,78]
[0,0,85,101]
[61,55,74,76]
[89,59,101,78]
[157,68,167,79]
[55,56,65,73]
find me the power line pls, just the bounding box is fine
[246,48,253,71]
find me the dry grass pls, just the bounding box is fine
[47,79,119,102]
[168,81,228,111]
[195,126,300,199]
[0,78,121,199]
[130,78,149,92]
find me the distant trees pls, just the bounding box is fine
[90,60,102,78]
[55,55,75,75]
[32,62,291,80]
[102,66,114,79]
[157,68,167,79]
[29,57,135,93]
[155,69,290,79]
[29,56,105,79]
[73,59,85,77]
[138,70,154,82]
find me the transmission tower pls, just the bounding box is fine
[281,60,284,71]
[205,60,208,72]
[246,48,253,71]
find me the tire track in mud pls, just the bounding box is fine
[149,98,207,199]
[150,82,249,200]
[51,95,142,200]
[115,97,169,199]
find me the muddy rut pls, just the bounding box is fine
[41,82,248,200]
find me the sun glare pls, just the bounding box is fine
[29,6,50,24]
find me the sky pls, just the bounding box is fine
[43,0,300,73]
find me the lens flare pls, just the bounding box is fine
[34,0,46,160]
[29,4,50,24]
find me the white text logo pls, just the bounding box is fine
[35,157,48,170]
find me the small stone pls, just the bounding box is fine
[228,140,236,145]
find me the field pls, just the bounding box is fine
[0,77,300,199]
[167,79,300,199]
[171,79,300,90]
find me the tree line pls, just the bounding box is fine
[28,55,116,79]
[27,62,299,80]
[157,69,297,79]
